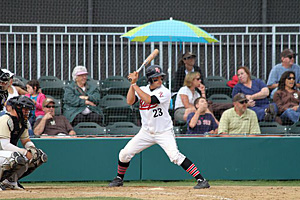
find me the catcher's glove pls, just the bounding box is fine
[27,146,48,165]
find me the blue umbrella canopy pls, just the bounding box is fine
[121,18,219,43]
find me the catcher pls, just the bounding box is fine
[0,95,47,190]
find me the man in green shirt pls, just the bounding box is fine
[218,93,261,135]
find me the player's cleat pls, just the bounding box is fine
[0,183,6,191]
[194,179,210,189]
[109,176,123,187]
[1,179,24,190]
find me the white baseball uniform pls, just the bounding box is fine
[119,84,186,166]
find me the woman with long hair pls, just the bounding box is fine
[174,72,206,122]
[273,71,300,124]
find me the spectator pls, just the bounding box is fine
[34,98,76,136]
[186,97,218,135]
[218,93,261,135]
[267,48,300,98]
[25,80,46,127]
[0,69,11,112]
[63,66,103,127]
[0,69,28,114]
[172,52,204,92]
[273,71,300,124]
[232,66,277,122]
[174,72,205,122]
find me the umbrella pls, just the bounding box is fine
[121,18,219,90]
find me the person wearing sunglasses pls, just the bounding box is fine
[172,52,204,93]
[174,72,206,122]
[218,93,261,135]
[232,66,277,122]
[34,98,76,136]
[273,71,300,124]
[267,48,300,99]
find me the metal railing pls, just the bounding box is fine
[0,24,299,81]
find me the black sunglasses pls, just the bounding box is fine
[45,105,55,108]
[287,77,295,80]
[286,55,294,59]
[184,56,196,60]
[239,100,248,104]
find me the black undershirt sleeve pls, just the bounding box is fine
[150,95,160,104]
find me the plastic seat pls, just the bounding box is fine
[287,122,300,135]
[100,95,134,125]
[99,76,130,96]
[14,76,28,85]
[208,94,232,103]
[106,122,140,135]
[259,122,288,135]
[204,76,228,86]
[136,76,148,87]
[39,76,65,100]
[74,122,106,135]
[46,95,62,116]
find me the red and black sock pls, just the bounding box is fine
[117,160,130,179]
[181,157,204,180]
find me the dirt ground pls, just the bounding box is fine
[1,185,300,200]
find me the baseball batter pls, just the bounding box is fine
[109,65,210,189]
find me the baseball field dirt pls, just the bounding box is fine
[1,185,300,200]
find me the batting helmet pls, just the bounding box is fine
[146,65,165,83]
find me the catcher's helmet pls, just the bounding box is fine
[146,65,165,83]
[9,95,35,111]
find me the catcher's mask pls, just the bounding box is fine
[145,65,166,84]
[8,96,35,123]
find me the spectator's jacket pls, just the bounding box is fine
[172,65,204,92]
[25,93,46,117]
[63,81,102,122]
[273,89,300,114]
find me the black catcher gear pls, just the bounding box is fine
[8,96,35,127]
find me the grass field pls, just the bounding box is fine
[1,180,300,200]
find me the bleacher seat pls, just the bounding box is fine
[259,122,288,135]
[208,94,232,103]
[100,94,134,125]
[99,76,130,96]
[39,76,65,100]
[74,122,106,135]
[106,122,140,135]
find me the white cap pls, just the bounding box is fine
[1,69,14,77]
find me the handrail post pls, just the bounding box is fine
[37,25,41,79]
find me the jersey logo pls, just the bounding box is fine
[159,92,163,97]
[139,100,158,110]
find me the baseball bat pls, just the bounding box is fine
[128,49,159,82]
[136,49,159,73]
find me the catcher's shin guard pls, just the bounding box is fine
[19,148,48,180]
[0,152,26,182]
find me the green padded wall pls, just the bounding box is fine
[21,137,300,182]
